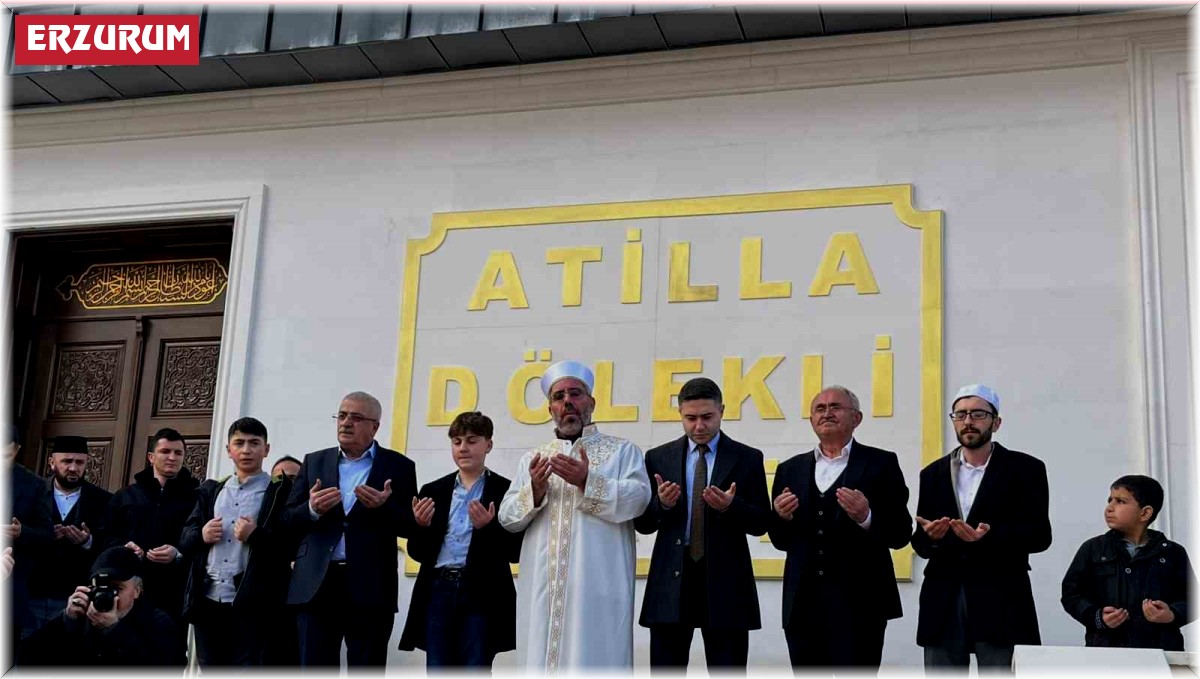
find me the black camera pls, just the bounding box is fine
[89,573,116,612]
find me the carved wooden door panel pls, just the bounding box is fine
[130,315,223,484]
[28,319,140,490]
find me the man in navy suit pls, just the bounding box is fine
[284,391,418,671]
[635,377,771,670]
[398,411,523,669]
[913,384,1050,673]
[768,385,911,672]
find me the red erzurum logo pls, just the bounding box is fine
[13,15,200,66]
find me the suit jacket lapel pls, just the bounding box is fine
[795,451,815,513]
[837,442,869,522]
[710,433,737,490]
[479,469,505,510]
[948,450,964,520]
[672,437,688,486]
[321,448,345,519]
[431,474,454,533]
[363,445,389,489]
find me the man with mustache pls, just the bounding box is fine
[284,391,418,670]
[768,385,912,672]
[499,360,652,671]
[912,384,1051,673]
[27,436,112,633]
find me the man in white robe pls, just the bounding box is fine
[499,360,652,672]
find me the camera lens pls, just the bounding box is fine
[92,590,115,612]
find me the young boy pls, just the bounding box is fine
[398,411,523,669]
[1061,475,1195,650]
[180,417,293,667]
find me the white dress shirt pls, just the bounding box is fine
[813,440,872,529]
[955,448,990,520]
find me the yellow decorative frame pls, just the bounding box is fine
[391,184,943,579]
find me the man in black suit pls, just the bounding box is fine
[913,384,1051,673]
[634,377,770,670]
[28,435,112,633]
[398,411,523,669]
[284,391,418,671]
[4,425,54,648]
[768,385,911,672]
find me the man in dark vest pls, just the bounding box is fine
[28,435,112,633]
[768,386,912,672]
[635,377,771,670]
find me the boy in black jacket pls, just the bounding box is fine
[1061,475,1195,650]
[180,417,293,667]
[398,411,523,669]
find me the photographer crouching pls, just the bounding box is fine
[18,545,187,667]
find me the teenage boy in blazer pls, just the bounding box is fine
[635,377,771,670]
[180,417,293,667]
[399,411,523,669]
[912,384,1051,673]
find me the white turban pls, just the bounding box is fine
[540,360,595,398]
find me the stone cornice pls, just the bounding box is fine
[10,8,1188,149]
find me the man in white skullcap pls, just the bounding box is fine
[498,360,652,671]
[912,384,1051,673]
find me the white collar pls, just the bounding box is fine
[814,439,853,461]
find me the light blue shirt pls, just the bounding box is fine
[435,473,487,568]
[206,471,270,602]
[332,442,376,561]
[684,432,720,545]
[52,485,94,551]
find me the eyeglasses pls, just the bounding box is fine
[812,403,854,415]
[949,409,995,422]
[333,412,378,425]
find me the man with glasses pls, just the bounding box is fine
[768,385,912,671]
[912,384,1051,673]
[284,391,418,670]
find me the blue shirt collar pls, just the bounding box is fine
[339,441,377,462]
[687,431,720,455]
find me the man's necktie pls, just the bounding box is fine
[689,444,709,561]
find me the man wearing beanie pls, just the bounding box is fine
[28,435,113,633]
[498,360,652,671]
[19,545,186,667]
[912,384,1052,673]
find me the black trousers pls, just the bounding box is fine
[192,597,267,668]
[783,579,887,673]
[263,607,301,667]
[922,583,1014,674]
[296,563,395,672]
[648,556,750,671]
